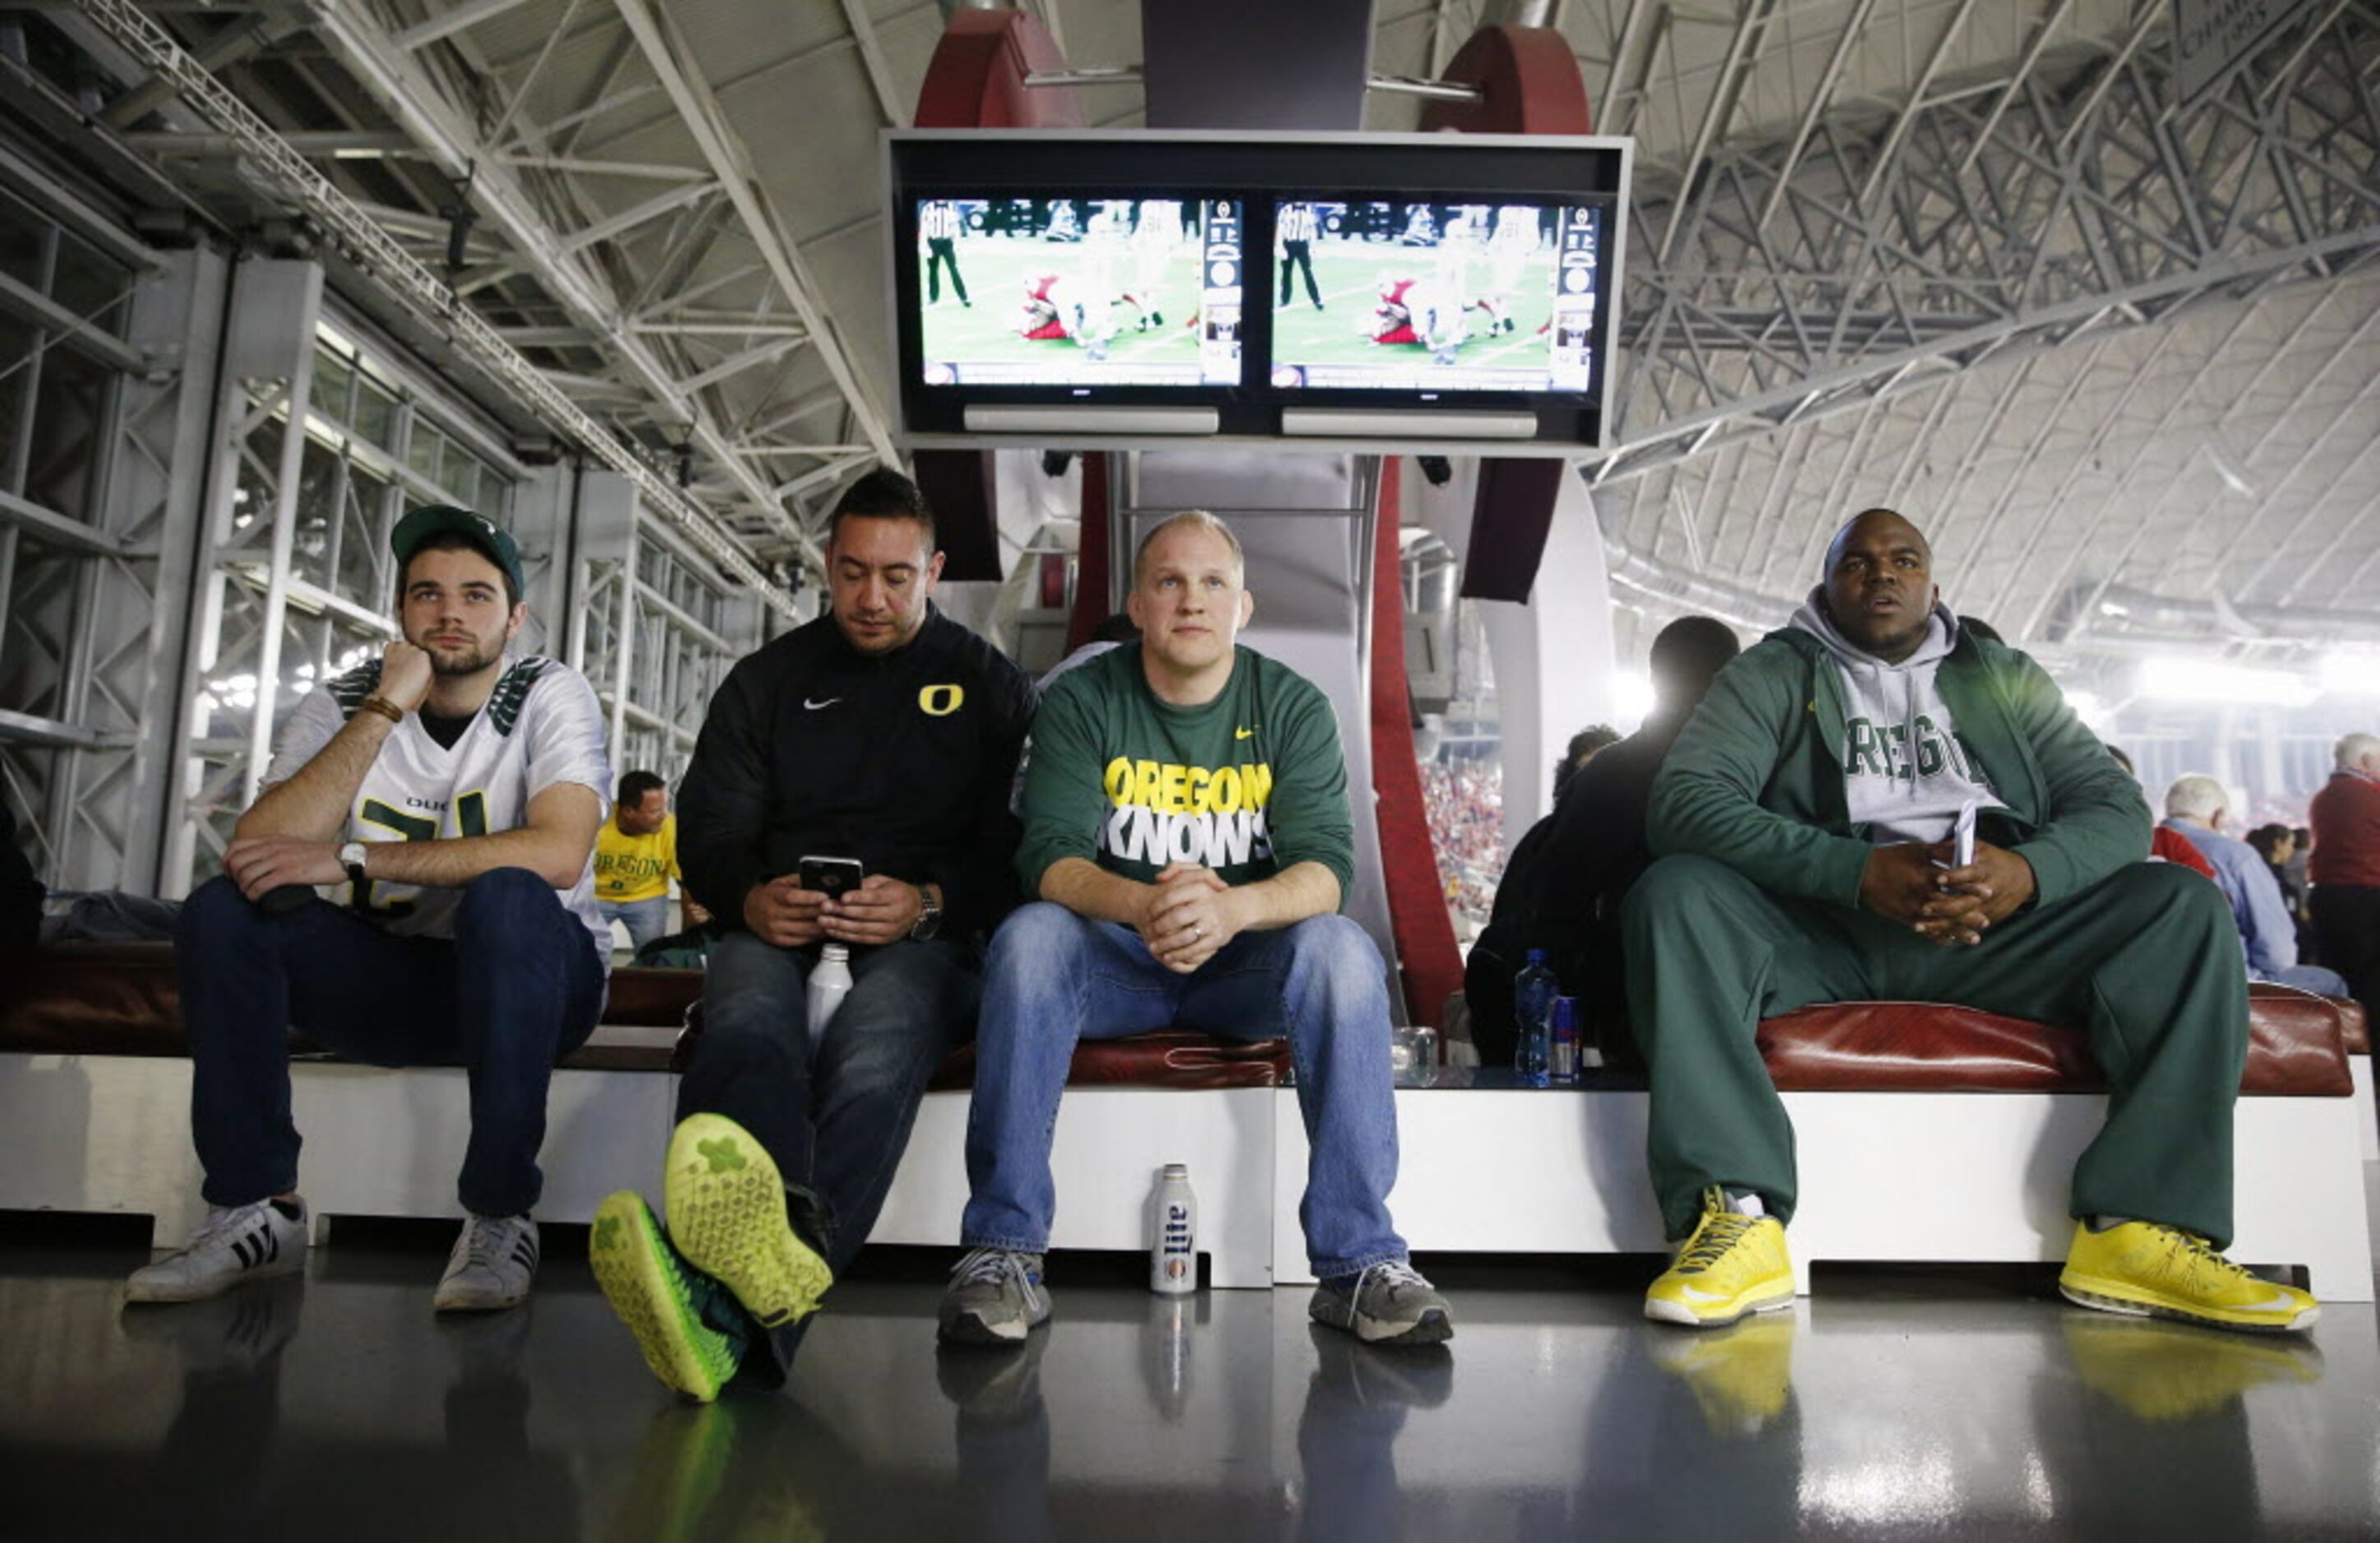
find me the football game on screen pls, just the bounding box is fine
[914,196,1243,389]
[1266,200,1602,394]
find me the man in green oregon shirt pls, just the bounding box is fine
[939,510,1453,1347]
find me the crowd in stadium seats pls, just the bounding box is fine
[1417,758,1507,932]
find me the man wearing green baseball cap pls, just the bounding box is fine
[131,503,615,1316]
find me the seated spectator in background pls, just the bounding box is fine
[1038,610,1139,691]
[1464,617,1741,1066]
[594,769,703,953]
[2161,776,2349,997]
[1,790,39,956]
[2245,822,2316,961]
[131,505,611,1314]
[2309,732,2380,1012]
[590,468,1034,1403]
[942,510,1451,1349]
[2106,745,2216,880]
[1553,724,1623,804]
[1624,508,2313,1336]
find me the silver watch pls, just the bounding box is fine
[339,841,370,888]
[910,884,943,941]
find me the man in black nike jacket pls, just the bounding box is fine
[591,468,1035,1401]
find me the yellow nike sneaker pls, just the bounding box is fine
[664,1113,833,1332]
[1644,1187,1796,1329]
[2059,1220,2320,1335]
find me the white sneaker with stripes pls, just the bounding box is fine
[125,1197,309,1304]
[433,1214,540,1313]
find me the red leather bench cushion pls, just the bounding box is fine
[1759,982,2351,1097]
[929,1029,1289,1090]
[0,944,689,1071]
[2,944,2347,1096]
[2334,995,2369,1055]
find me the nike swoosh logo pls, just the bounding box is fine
[1235,727,1253,739]
[1678,1284,1728,1303]
[804,697,841,710]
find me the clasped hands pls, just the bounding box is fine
[743,873,924,949]
[1137,862,1245,975]
[1859,839,2036,947]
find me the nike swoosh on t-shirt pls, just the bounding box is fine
[805,697,841,710]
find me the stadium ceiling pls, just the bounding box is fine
[21,0,2378,647]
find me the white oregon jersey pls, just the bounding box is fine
[263,652,615,967]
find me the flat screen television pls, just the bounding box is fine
[885,131,1630,452]
[1267,199,1604,396]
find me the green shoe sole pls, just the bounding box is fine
[665,1114,833,1330]
[590,1191,739,1403]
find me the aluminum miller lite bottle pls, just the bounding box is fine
[1150,1163,1197,1295]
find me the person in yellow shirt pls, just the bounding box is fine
[594,771,699,951]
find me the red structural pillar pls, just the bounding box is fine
[1369,457,1465,1025]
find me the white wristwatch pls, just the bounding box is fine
[339,841,370,888]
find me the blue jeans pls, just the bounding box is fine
[178,870,606,1217]
[598,895,671,953]
[676,931,974,1376]
[2256,962,2352,997]
[961,902,1409,1278]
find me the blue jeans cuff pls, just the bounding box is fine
[958,1232,1048,1255]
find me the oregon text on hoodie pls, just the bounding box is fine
[1789,590,2005,845]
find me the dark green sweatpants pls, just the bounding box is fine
[1621,855,2249,1246]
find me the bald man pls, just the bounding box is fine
[1623,509,2316,1336]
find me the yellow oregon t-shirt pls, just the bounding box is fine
[593,812,680,904]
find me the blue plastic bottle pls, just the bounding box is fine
[1514,949,1557,1087]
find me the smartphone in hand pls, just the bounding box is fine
[798,855,865,900]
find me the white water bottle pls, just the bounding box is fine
[805,943,852,1031]
[1149,1163,1197,1295]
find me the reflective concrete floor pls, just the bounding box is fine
[4,1221,2378,1541]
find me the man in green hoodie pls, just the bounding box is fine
[1626,508,2317,1336]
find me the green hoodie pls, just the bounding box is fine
[1647,622,2149,910]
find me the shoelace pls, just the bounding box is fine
[2158,1224,2249,1282]
[461,1218,519,1272]
[952,1246,1028,1287]
[1676,1210,1754,1274]
[1349,1260,1431,1297]
[185,1200,273,1255]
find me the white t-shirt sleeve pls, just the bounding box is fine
[520,666,614,810]
[259,688,345,792]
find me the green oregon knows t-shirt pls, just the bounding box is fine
[1016,643,1356,904]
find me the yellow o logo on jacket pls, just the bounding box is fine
[919,683,964,716]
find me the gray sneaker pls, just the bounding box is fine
[432,1214,539,1313]
[938,1248,1052,1346]
[1309,1260,1453,1346]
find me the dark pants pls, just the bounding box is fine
[2311,884,2380,1013]
[1622,857,2249,1246]
[926,238,968,304]
[178,870,606,1217]
[1280,240,1321,306]
[676,930,974,1375]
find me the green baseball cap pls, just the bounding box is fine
[390,504,525,600]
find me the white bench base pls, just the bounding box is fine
[3,1052,2370,1301]
[2355,1055,2377,1163]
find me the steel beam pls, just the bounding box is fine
[610,0,899,468]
